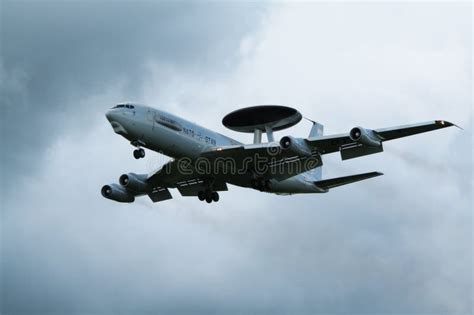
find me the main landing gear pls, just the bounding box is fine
[133,148,145,159]
[198,190,219,203]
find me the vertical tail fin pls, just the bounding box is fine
[306,119,324,180]
[308,120,324,138]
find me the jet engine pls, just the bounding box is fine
[119,173,148,193]
[101,184,135,203]
[280,136,312,156]
[349,127,381,147]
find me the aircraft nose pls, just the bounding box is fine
[105,107,129,135]
[105,109,116,122]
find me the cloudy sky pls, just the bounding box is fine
[1,1,472,314]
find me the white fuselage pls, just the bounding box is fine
[105,104,322,194]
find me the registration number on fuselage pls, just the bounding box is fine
[182,127,217,145]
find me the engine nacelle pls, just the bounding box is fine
[280,136,312,156]
[119,173,148,193]
[101,184,135,203]
[349,127,381,147]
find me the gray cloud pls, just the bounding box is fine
[1,2,472,315]
[0,0,267,178]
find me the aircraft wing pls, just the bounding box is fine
[373,120,457,141]
[200,120,456,178]
[146,120,456,190]
[146,159,228,197]
[145,143,308,194]
[201,142,322,182]
[146,159,196,187]
[306,120,457,159]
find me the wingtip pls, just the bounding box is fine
[365,171,384,178]
[454,123,463,130]
[436,120,463,130]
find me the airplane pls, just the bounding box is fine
[101,103,457,204]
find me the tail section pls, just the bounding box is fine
[306,119,324,180]
[305,121,383,189]
[308,119,324,138]
[314,171,383,192]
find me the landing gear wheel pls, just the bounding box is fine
[198,191,205,201]
[211,192,219,202]
[205,195,213,203]
[133,148,145,159]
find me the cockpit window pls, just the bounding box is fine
[112,104,134,109]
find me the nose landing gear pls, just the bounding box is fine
[131,140,146,159]
[133,148,145,159]
[198,190,219,203]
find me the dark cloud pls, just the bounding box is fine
[1,0,267,177]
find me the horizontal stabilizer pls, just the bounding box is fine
[314,171,383,190]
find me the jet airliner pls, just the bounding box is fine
[101,103,456,204]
